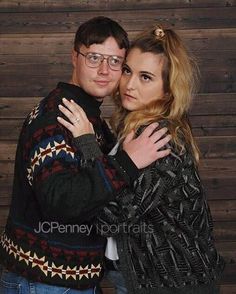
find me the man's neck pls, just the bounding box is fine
[69,80,104,102]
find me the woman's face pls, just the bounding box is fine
[119,48,165,111]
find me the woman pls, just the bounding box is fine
[57,25,224,294]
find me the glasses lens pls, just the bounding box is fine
[86,53,102,67]
[84,52,123,70]
[108,56,123,70]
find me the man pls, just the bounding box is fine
[0,17,170,293]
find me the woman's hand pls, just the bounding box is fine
[57,98,94,137]
[123,123,171,169]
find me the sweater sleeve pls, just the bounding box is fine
[24,110,138,224]
[73,134,139,182]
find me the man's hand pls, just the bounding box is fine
[123,122,171,169]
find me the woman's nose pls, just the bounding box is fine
[126,76,136,90]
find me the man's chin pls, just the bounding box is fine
[90,89,112,100]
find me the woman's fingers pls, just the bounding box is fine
[70,99,88,120]
[58,104,76,123]
[62,98,88,121]
[141,122,159,138]
[149,127,168,143]
[57,116,74,132]
[155,134,171,151]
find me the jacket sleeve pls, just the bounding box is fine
[95,147,186,236]
[24,111,138,224]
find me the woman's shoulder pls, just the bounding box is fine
[135,119,169,136]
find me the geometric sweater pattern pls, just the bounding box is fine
[0,82,137,289]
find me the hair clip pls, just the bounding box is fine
[154,27,165,39]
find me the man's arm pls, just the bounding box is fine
[25,107,168,224]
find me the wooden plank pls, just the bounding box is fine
[2,114,236,141]
[101,284,236,294]
[1,160,236,178]
[0,97,41,119]
[0,71,234,96]
[190,93,236,116]
[216,241,236,263]
[191,115,236,137]
[0,207,9,227]
[0,160,235,201]
[214,222,236,241]
[209,200,236,221]
[1,174,235,202]
[203,177,236,201]
[0,7,236,34]
[199,159,236,178]
[220,263,236,285]
[0,120,23,141]
[102,285,236,294]
[1,51,235,77]
[0,67,235,94]
[1,136,236,160]
[0,0,235,12]
[1,29,236,55]
[1,94,235,119]
[0,28,235,96]
[220,285,236,294]
[196,136,236,159]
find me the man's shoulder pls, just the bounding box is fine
[24,84,65,127]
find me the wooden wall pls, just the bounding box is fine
[0,1,236,293]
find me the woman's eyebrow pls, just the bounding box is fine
[140,71,156,77]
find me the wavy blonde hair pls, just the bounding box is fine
[111,25,200,163]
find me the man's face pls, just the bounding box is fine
[71,37,126,100]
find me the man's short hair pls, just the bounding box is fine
[74,16,129,52]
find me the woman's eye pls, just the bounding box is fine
[122,66,131,75]
[141,74,151,82]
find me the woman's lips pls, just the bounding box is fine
[124,93,136,100]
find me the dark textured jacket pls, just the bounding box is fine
[76,123,225,293]
[0,83,139,289]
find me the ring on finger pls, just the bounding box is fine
[74,117,80,124]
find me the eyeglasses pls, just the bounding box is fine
[77,51,124,71]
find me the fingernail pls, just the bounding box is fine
[58,104,62,108]
[70,99,75,103]
[57,116,61,120]
[62,97,67,101]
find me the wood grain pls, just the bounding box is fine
[0,1,235,290]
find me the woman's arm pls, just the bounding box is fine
[57,98,171,168]
[95,144,184,237]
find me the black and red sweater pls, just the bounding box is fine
[0,82,138,289]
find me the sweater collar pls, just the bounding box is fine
[57,82,103,117]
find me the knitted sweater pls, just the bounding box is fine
[0,83,139,289]
[75,122,225,293]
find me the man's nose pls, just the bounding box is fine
[98,59,109,74]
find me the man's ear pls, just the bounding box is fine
[72,49,78,68]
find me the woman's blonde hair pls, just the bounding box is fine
[111,25,200,163]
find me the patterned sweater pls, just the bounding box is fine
[0,82,139,289]
[76,123,225,293]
